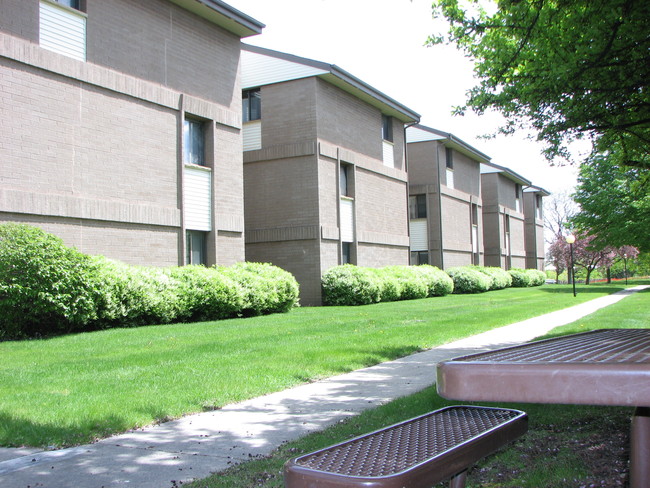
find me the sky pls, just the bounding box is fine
[227,0,586,195]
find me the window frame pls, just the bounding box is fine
[243,88,261,123]
[183,117,206,167]
[186,230,207,266]
[445,148,454,170]
[381,115,393,142]
[409,194,427,219]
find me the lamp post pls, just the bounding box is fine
[624,253,628,285]
[566,234,576,297]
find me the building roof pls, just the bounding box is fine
[480,161,532,186]
[406,124,491,163]
[241,44,420,123]
[523,184,551,196]
[169,0,264,38]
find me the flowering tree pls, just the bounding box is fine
[549,233,639,284]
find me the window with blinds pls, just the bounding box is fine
[39,0,86,61]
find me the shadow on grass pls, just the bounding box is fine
[0,411,135,448]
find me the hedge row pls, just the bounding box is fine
[321,264,454,305]
[0,223,299,340]
[322,264,546,305]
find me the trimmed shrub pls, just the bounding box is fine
[416,265,454,296]
[221,262,300,315]
[447,266,492,294]
[90,256,182,327]
[169,266,244,321]
[321,265,381,306]
[0,223,99,339]
[384,266,429,300]
[526,268,547,287]
[508,268,532,288]
[370,268,401,303]
[475,266,513,290]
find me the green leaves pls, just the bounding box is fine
[430,0,650,163]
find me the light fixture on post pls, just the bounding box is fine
[624,253,628,285]
[565,234,576,297]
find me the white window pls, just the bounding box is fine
[409,220,428,252]
[340,198,355,243]
[39,0,86,61]
[515,184,522,213]
[445,148,454,189]
[183,166,212,231]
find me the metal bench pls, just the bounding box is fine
[284,405,527,488]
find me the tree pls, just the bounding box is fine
[572,150,650,252]
[544,192,578,244]
[552,232,639,284]
[429,0,650,167]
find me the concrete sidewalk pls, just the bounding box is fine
[1,285,647,488]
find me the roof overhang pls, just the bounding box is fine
[168,0,264,38]
[242,44,420,123]
[406,124,491,163]
[480,162,532,186]
[524,185,551,196]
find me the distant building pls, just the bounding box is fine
[524,185,550,270]
[0,0,263,266]
[241,45,420,305]
[406,125,489,269]
[480,163,532,269]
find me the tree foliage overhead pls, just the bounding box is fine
[571,150,650,252]
[429,0,650,167]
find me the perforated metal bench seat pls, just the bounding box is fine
[284,406,527,488]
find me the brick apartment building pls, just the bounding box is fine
[0,0,263,267]
[480,162,532,269]
[524,185,550,270]
[240,45,420,305]
[406,124,490,269]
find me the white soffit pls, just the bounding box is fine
[241,49,328,89]
[406,126,446,144]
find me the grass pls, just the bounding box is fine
[184,283,649,488]
[0,281,638,448]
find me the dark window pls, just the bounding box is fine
[243,89,261,122]
[183,117,205,166]
[410,251,429,265]
[445,148,454,169]
[186,231,207,265]
[409,195,427,219]
[56,0,81,9]
[382,115,393,142]
[342,242,352,264]
[340,164,353,197]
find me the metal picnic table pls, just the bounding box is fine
[436,328,650,488]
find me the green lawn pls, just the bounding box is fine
[0,282,638,448]
[184,284,649,488]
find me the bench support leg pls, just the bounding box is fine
[449,470,467,488]
[630,406,650,488]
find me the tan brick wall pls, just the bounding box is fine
[357,243,408,268]
[317,79,382,162]
[0,213,180,266]
[246,239,321,306]
[1,2,246,268]
[260,79,318,147]
[0,57,179,210]
[355,168,408,238]
[0,0,37,41]
[86,0,241,110]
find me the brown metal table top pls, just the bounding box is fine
[437,328,650,407]
[436,328,650,488]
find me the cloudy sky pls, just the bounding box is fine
[227,0,585,194]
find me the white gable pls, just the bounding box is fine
[241,49,328,89]
[406,126,446,144]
